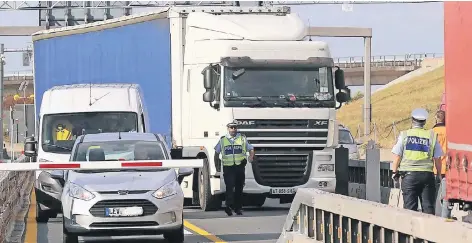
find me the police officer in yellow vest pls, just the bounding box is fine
[214,121,255,216]
[391,108,443,215]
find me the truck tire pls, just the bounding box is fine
[198,159,221,211]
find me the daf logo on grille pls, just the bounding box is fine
[234,120,255,125]
[313,120,328,126]
[117,190,129,195]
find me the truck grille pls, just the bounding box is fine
[89,199,158,217]
[252,149,312,187]
[236,119,328,187]
[238,119,329,147]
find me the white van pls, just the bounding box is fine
[32,83,149,222]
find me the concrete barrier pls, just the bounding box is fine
[0,156,34,243]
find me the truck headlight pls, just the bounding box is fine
[39,158,51,162]
[317,164,334,172]
[152,180,178,199]
[68,183,95,201]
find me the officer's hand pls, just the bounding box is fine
[392,172,400,181]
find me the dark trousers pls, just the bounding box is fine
[223,164,245,210]
[401,171,436,215]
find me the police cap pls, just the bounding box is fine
[227,120,238,127]
[411,108,429,121]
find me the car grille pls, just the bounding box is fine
[89,221,158,228]
[252,148,313,187]
[89,199,158,217]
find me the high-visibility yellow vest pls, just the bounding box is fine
[399,128,437,172]
[56,128,72,140]
[220,135,247,166]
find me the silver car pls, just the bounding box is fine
[57,132,192,243]
[338,126,361,159]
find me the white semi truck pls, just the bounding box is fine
[26,5,351,211]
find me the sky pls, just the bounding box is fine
[0,1,444,94]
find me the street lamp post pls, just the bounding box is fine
[18,81,28,138]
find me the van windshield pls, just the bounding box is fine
[41,112,138,153]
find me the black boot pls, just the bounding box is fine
[224,207,233,216]
[234,208,243,215]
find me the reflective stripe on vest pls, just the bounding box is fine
[220,135,247,166]
[399,128,437,172]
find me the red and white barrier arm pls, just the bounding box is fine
[0,159,204,171]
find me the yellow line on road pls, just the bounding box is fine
[184,220,227,242]
[24,189,37,243]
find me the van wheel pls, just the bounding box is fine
[198,159,221,211]
[36,203,49,223]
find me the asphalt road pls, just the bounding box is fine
[24,198,290,243]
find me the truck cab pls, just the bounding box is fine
[175,11,350,210]
[25,83,149,222]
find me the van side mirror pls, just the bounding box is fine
[202,65,215,90]
[24,136,37,157]
[177,168,193,184]
[334,68,346,89]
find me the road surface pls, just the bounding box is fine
[22,191,290,243]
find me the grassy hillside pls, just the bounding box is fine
[338,65,445,148]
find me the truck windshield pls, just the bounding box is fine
[41,112,138,153]
[223,66,335,107]
[71,140,168,173]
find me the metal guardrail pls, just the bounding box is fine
[334,53,443,69]
[278,141,472,242]
[277,188,472,243]
[0,155,33,243]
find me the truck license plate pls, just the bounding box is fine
[105,206,143,217]
[270,188,296,195]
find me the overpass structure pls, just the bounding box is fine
[336,53,443,86]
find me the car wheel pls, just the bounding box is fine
[62,218,79,243]
[36,203,49,223]
[163,223,184,243]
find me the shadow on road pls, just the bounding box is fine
[184,206,289,220]
[216,233,281,242]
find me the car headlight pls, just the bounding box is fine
[68,183,95,201]
[152,180,179,199]
[39,158,51,162]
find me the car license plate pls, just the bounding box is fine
[105,206,143,217]
[270,188,296,195]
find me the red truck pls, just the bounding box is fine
[444,1,472,217]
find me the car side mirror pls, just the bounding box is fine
[334,68,346,89]
[24,136,37,157]
[50,170,65,186]
[177,168,193,184]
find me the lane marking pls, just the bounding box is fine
[24,189,37,243]
[184,220,226,242]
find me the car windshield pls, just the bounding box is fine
[223,66,334,103]
[41,112,138,153]
[339,130,355,144]
[72,140,168,173]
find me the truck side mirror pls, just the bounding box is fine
[336,92,349,103]
[24,136,37,157]
[202,65,215,90]
[203,91,215,102]
[334,68,346,90]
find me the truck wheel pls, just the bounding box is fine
[36,203,49,223]
[198,159,221,211]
